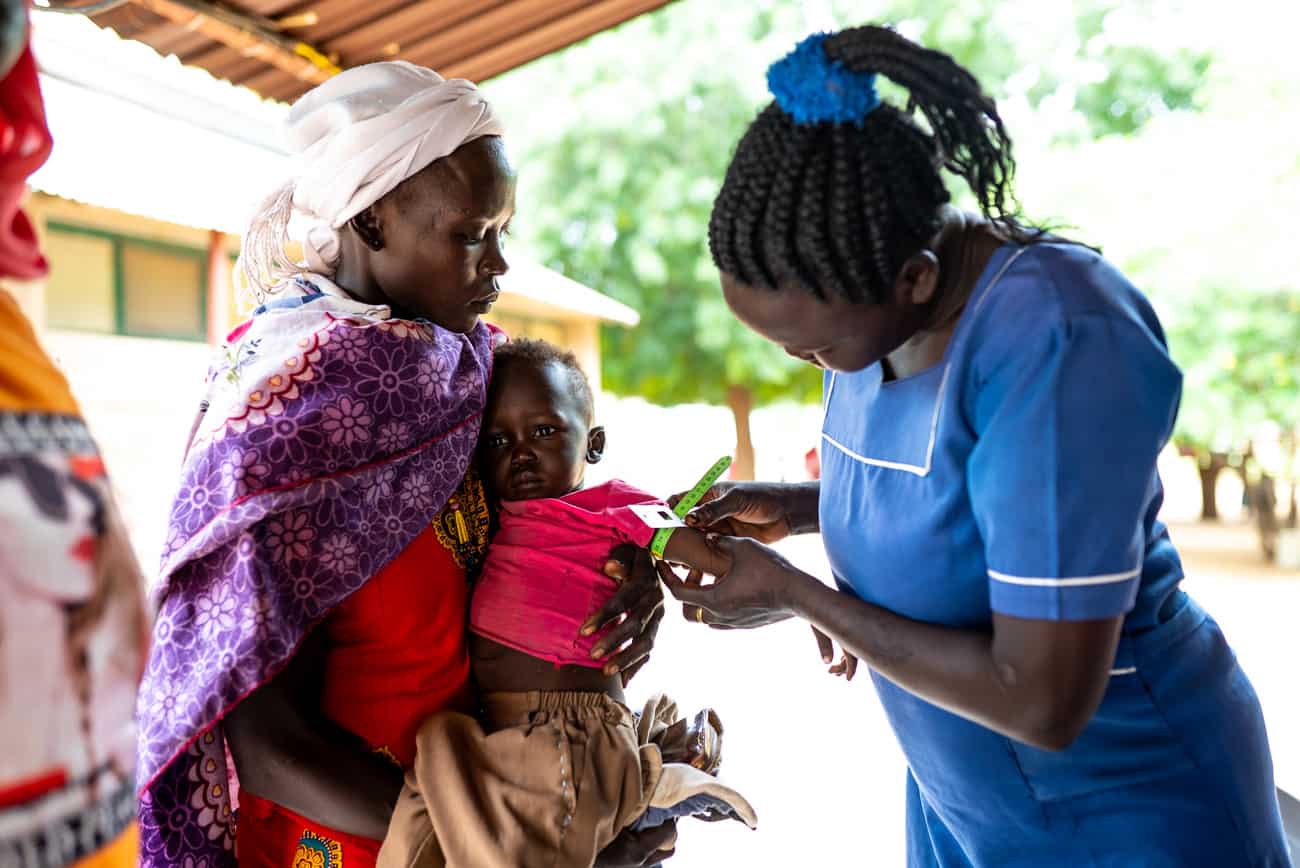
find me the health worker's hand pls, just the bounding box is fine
[670,482,795,544]
[659,535,804,630]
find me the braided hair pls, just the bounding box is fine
[709,25,1029,304]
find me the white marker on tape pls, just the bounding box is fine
[629,503,687,529]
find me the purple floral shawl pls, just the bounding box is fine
[136,283,493,867]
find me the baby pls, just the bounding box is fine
[379,338,755,868]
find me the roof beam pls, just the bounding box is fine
[127,0,339,86]
[374,0,593,71]
[323,0,482,63]
[275,0,418,47]
[434,0,674,82]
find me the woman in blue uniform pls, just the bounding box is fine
[664,25,1292,867]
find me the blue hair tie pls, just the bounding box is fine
[766,33,881,126]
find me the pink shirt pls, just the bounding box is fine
[469,480,660,667]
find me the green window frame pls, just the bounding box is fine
[46,221,209,342]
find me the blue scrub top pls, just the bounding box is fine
[819,243,1291,867]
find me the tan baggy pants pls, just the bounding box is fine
[378,691,659,868]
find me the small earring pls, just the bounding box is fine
[349,214,384,252]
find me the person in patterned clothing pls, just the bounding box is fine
[1,3,149,862]
[135,62,671,868]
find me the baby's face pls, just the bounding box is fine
[479,359,593,501]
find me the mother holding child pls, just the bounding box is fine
[136,63,752,868]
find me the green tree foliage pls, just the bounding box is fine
[489,2,828,477]
[1167,292,1300,453]
[522,77,822,413]
[1008,27,1300,522]
[867,0,1212,141]
[488,0,1218,478]
[1162,289,1300,522]
[519,76,821,478]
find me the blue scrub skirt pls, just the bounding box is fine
[896,597,1292,867]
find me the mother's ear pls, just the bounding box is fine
[892,249,942,307]
[586,426,606,465]
[348,207,385,252]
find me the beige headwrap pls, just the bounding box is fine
[238,61,504,300]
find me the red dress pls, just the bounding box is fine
[236,478,489,868]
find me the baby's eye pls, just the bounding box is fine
[460,233,485,245]
[485,433,508,449]
[534,425,557,438]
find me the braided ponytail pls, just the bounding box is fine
[824,26,1016,223]
[709,25,1030,305]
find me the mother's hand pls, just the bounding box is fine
[581,544,666,685]
[659,535,806,630]
[594,821,677,867]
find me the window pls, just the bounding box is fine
[121,244,205,339]
[43,223,207,341]
[44,230,115,333]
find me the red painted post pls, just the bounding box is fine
[206,229,228,345]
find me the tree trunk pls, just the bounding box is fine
[725,384,756,482]
[1197,452,1228,521]
[1286,434,1298,530]
[1254,474,1279,562]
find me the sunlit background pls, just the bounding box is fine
[9,0,1299,863]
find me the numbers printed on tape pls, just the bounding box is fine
[672,456,734,519]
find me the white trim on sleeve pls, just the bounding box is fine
[987,566,1142,587]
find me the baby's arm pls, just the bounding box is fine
[660,525,859,681]
[659,527,731,578]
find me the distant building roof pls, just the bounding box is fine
[498,258,639,327]
[27,12,638,327]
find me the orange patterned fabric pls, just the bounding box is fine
[71,824,138,868]
[0,290,77,414]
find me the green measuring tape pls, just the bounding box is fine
[649,455,733,560]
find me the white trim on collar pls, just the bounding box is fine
[819,246,1030,479]
[820,360,953,477]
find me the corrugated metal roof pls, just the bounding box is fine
[27,12,639,327]
[81,0,676,103]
